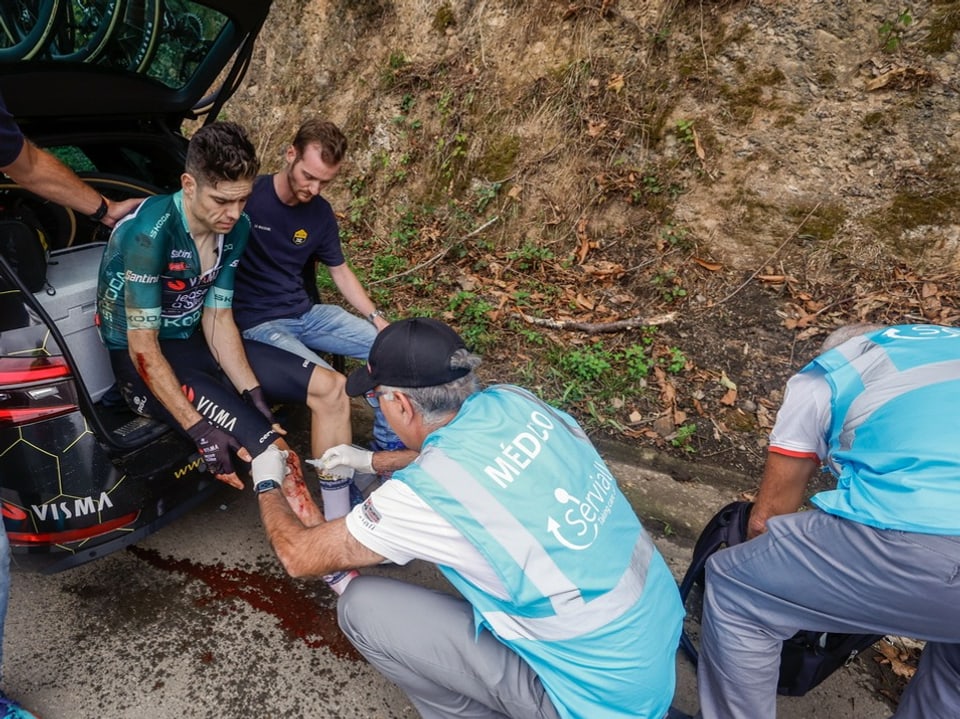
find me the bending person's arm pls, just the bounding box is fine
[127,327,251,489]
[748,452,819,539]
[328,262,390,331]
[259,486,385,579]
[126,328,204,430]
[748,369,829,539]
[3,139,141,227]
[201,305,261,393]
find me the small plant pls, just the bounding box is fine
[623,344,653,380]
[670,423,697,453]
[345,176,366,197]
[370,252,406,281]
[675,119,695,147]
[437,89,455,117]
[638,326,658,346]
[644,174,663,194]
[390,209,418,246]
[438,132,469,179]
[511,290,532,306]
[388,51,408,69]
[348,195,370,225]
[663,346,687,374]
[518,326,545,344]
[506,241,555,271]
[559,343,613,383]
[879,10,912,52]
[651,270,687,302]
[474,182,502,213]
[660,224,692,250]
[447,291,495,351]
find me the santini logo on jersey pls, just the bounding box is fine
[292,228,308,245]
[124,271,159,283]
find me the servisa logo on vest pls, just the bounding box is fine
[483,409,617,551]
[882,325,960,341]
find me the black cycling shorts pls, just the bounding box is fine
[110,332,315,458]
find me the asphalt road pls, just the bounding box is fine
[4,448,895,719]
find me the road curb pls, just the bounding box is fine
[592,437,755,542]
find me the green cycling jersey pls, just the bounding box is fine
[96,191,249,350]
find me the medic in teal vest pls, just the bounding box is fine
[396,385,684,719]
[805,324,960,534]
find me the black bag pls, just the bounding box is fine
[678,501,881,697]
[0,216,49,293]
[0,194,50,292]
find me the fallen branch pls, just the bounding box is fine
[513,310,676,333]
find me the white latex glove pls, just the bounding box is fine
[318,444,375,475]
[250,444,289,491]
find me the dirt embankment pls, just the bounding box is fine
[226,0,960,475]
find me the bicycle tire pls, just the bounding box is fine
[0,0,61,62]
[103,0,161,73]
[77,172,163,197]
[50,0,124,64]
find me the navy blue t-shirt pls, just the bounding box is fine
[0,91,26,167]
[232,174,344,331]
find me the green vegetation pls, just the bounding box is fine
[477,134,520,180]
[675,119,695,147]
[879,10,912,52]
[786,202,848,243]
[651,270,687,303]
[447,291,496,352]
[866,187,960,255]
[670,423,697,453]
[505,241,555,271]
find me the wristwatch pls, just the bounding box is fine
[89,196,109,223]
[254,479,281,495]
[367,309,385,323]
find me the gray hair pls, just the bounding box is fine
[819,323,885,352]
[381,349,483,428]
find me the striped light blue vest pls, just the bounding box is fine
[398,386,683,719]
[808,324,960,534]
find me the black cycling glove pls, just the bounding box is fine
[186,418,242,476]
[242,385,276,425]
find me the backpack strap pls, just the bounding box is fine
[678,501,753,664]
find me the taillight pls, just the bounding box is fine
[0,356,79,426]
[7,511,139,544]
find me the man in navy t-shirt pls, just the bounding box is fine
[232,119,414,484]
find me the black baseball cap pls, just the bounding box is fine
[345,317,469,396]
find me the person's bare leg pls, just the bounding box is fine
[304,366,351,459]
